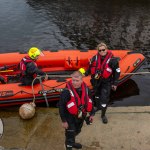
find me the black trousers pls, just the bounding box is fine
[20,76,45,86]
[91,78,111,117]
[65,116,85,146]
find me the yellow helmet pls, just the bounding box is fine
[28,47,42,59]
[79,68,85,75]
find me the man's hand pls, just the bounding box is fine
[85,115,94,125]
[84,71,89,77]
[62,122,69,129]
[112,85,117,91]
[44,74,49,80]
[89,115,94,122]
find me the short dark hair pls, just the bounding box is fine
[71,71,83,79]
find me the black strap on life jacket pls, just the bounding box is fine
[83,82,88,112]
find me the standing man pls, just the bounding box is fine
[59,71,95,150]
[19,47,48,85]
[85,42,120,124]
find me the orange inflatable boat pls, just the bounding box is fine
[0,49,145,107]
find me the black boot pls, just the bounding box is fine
[101,115,108,124]
[64,144,72,150]
[72,143,82,149]
[101,106,108,124]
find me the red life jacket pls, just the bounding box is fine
[66,80,92,115]
[90,50,113,79]
[19,56,37,77]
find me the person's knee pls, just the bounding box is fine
[101,104,107,108]
[95,96,101,108]
[100,103,107,111]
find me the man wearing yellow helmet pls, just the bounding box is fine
[28,47,44,60]
[19,47,48,85]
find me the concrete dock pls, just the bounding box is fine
[0,106,150,150]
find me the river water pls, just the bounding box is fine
[0,0,150,106]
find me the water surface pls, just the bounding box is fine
[0,0,150,106]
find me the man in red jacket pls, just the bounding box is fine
[59,71,95,150]
[19,47,48,85]
[85,42,120,124]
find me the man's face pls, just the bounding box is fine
[72,76,82,88]
[33,55,40,61]
[98,46,107,56]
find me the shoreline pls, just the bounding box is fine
[0,106,150,150]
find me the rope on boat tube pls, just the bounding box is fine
[121,71,150,75]
[31,75,50,107]
[31,71,150,106]
[31,74,70,107]
[31,77,38,104]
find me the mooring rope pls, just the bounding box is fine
[31,77,39,104]
[31,71,150,106]
[121,71,150,75]
[31,74,70,106]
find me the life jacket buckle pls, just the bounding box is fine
[94,70,101,79]
[78,110,83,118]
[78,105,83,118]
[94,73,100,79]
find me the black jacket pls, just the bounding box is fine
[59,87,95,122]
[20,61,45,85]
[86,54,120,86]
[25,62,45,77]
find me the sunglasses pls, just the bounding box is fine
[98,49,106,52]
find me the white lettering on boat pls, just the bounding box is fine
[0,90,14,97]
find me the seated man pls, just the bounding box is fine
[19,47,48,86]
